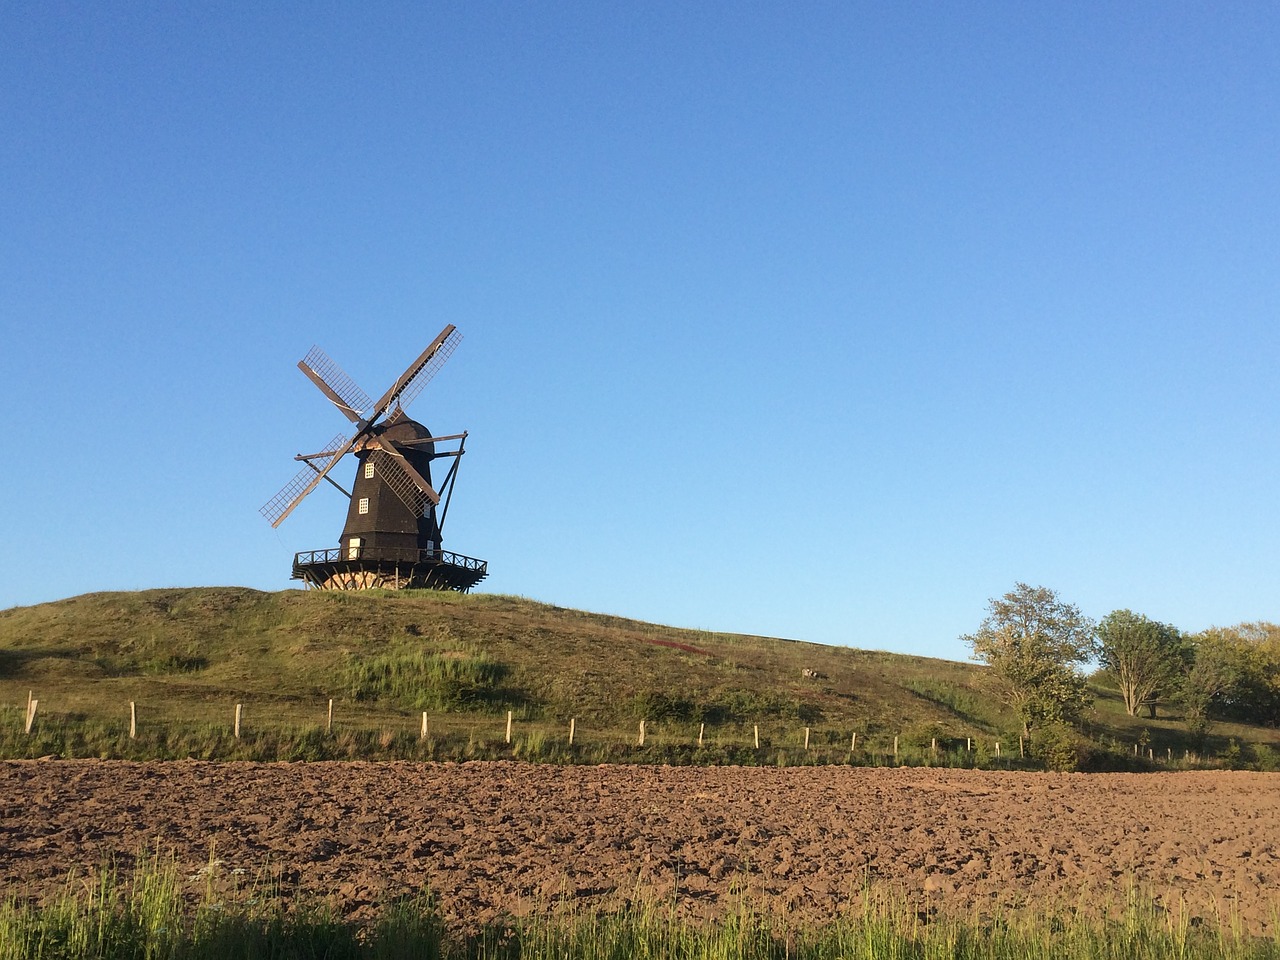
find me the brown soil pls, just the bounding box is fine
[1,761,1277,933]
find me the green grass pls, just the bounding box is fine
[4,853,1279,959]
[2,586,1278,768]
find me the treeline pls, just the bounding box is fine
[1097,613,1280,735]
[963,583,1278,758]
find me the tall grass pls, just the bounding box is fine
[3,854,1278,959]
[342,645,510,711]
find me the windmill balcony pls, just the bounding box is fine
[291,545,488,593]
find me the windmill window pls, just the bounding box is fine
[358,498,369,515]
[364,462,375,479]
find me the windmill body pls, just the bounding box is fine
[341,421,440,560]
[261,325,487,592]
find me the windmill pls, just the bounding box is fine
[260,324,488,592]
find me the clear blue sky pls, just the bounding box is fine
[2,3,1276,662]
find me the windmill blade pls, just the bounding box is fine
[369,325,461,421]
[298,346,373,423]
[370,445,441,516]
[260,431,357,527]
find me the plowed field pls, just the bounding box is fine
[2,761,1277,932]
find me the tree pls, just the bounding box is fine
[1181,628,1242,744]
[1188,622,1280,728]
[962,583,1096,737]
[1095,609,1186,717]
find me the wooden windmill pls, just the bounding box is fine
[260,324,487,591]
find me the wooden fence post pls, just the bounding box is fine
[327,699,334,734]
[893,736,898,758]
[967,737,972,752]
[505,710,513,744]
[931,737,937,756]
[234,703,242,739]
[1019,736,1025,759]
[421,713,429,740]
[24,700,38,735]
[850,731,857,752]
[569,718,576,745]
[638,720,646,746]
[753,724,760,749]
[804,727,810,750]
[995,741,1001,757]
[129,701,137,740]
[698,722,704,748]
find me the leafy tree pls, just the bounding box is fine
[1095,610,1186,717]
[1180,628,1242,744]
[962,583,1096,737]
[1189,622,1280,727]
[1227,622,1280,726]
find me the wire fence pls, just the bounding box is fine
[3,693,1252,771]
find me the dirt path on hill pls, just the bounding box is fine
[1,761,1277,933]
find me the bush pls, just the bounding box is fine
[1031,722,1089,772]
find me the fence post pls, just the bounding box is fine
[327,699,334,734]
[234,703,242,739]
[1019,736,1024,759]
[931,737,937,756]
[129,701,137,740]
[421,712,429,740]
[893,736,898,759]
[967,737,972,752]
[569,718,576,745]
[698,722,704,748]
[850,731,857,752]
[804,727,810,750]
[995,741,1001,757]
[505,710,513,744]
[754,724,760,749]
[638,720,646,746]
[24,700,38,735]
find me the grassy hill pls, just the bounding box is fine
[1,587,1275,767]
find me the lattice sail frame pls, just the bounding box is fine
[386,328,461,423]
[259,431,354,526]
[369,447,438,517]
[260,325,463,527]
[300,346,373,420]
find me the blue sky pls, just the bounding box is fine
[2,3,1276,662]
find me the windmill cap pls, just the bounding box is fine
[375,418,433,443]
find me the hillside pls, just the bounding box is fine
[0,587,998,743]
[1,587,1275,766]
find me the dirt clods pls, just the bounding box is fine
[1,761,1277,932]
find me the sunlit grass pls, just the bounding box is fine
[4,586,1278,768]
[3,853,1279,959]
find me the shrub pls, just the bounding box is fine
[1031,722,1089,772]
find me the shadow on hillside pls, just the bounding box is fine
[0,647,83,678]
[903,681,999,732]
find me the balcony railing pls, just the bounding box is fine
[293,546,487,573]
